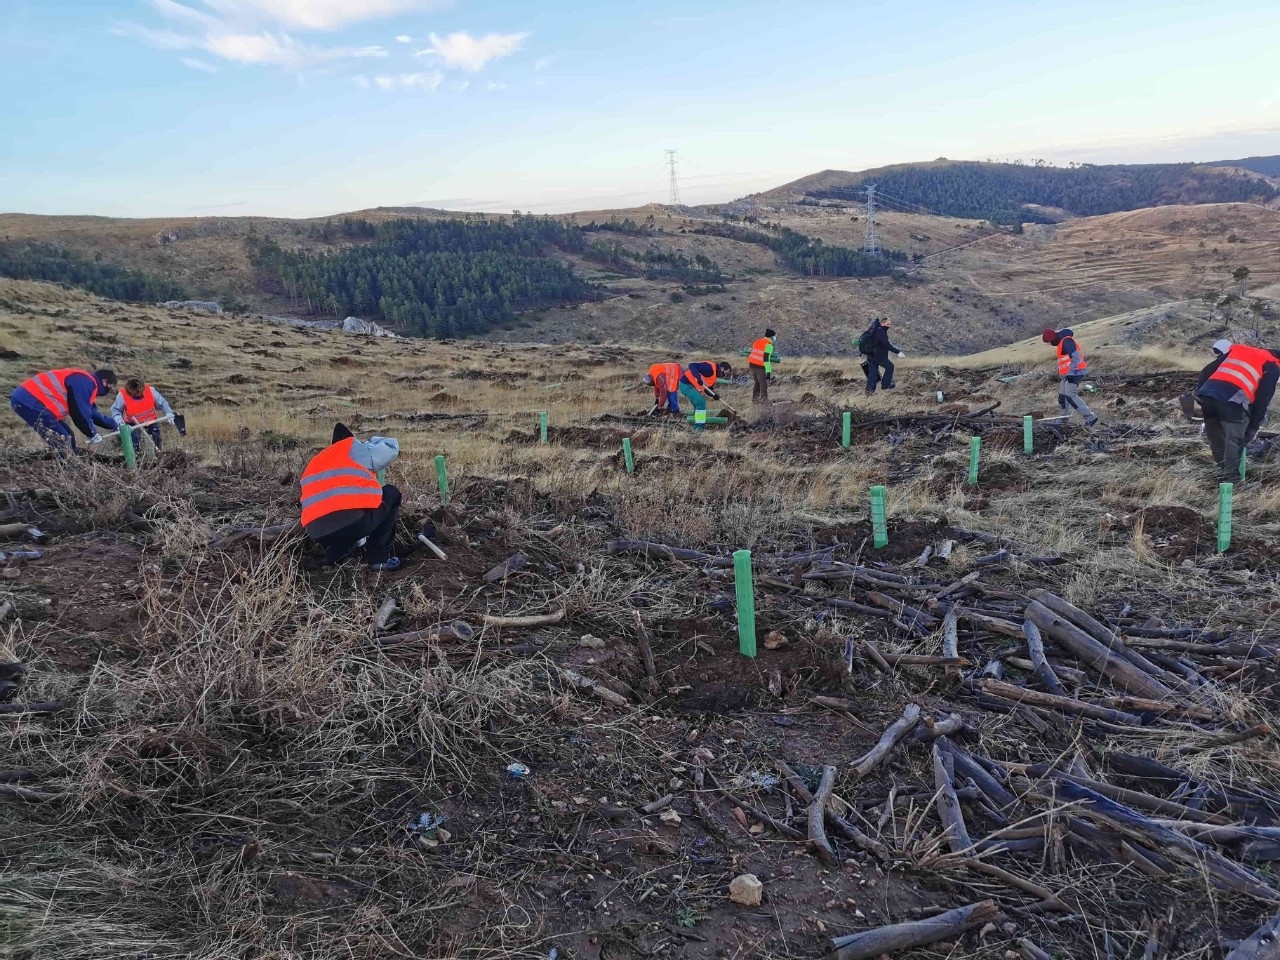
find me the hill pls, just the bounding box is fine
[757,159,1280,225]
[1208,155,1280,178]
[5,275,1280,959]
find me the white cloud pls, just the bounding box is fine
[417,31,527,72]
[180,55,218,71]
[119,0,409,70]
[534,56,551,71]
[199,0,441,32]
[395,34,412,43]
[372,71,443,92]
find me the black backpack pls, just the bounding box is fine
[857,323,878,355]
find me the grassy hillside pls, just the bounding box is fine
[4,277,1280,959]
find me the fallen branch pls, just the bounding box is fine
[807,765,839,865]
[633,611,659,694]
[483,552,528,584]
[374,597,398,632]
[852,703,922,779]
[605,539,724,564]
[0,701,64,716]
[482,608,566,628]
[371,621,475,646]
[0,783,56,802]
[933,738,973,854]
[825,900,998,960]
[1025,600,1173,700]
[705,770,804,840]
[941,607,961,681]
[976,678,1143,724]
[209,520,301,550]
[1224,909,1280,960]
[1023,619,1066,696]
[557,667,629,708]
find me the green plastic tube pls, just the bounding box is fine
[842,411,851,448]
[968,436,981,486]
[870,485,888,548]
[1240,447,1248,482]
[622,437,634,474]
[733,549,757,658]
[1217,482,1233,552]
[434,454,449,504]
[539,411,548,444]
[119,425,136,470]
[1023,415,1033,454]
[685,416,729,424]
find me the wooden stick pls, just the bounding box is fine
[705,771,804,840]
[372,621,475,646]
[374,597,398,631]
[1025,600,1173,700]
[976,678,1144,724]
[482,608,566,628]
[639,793,674,814]
[0,783,55,802]
[826,900,998,960]
[859,639,893,673]
[776,760,889,860]
[959,609,1024,638]
[933,738,972,854]
[209,520,301,550]
[1224,909,1280,959]
[0,701,64,716]
[950,747,1018,809]
[557,667,628,708]
[852,703,921,779]
[915,713,965,742]
[633,611,659,694]
[0,522,41,541]
[483,552,528,583]
[1023,619,1066,696]
[807,765,839,865]
[954,859,1068,911]
[689,762,727,839]
[1019,939,1053,960]
[941,607,961,681]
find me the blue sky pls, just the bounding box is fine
[2,0,1278,217]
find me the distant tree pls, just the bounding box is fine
[1233,265,1251,297]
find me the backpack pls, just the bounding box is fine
[857,323,877,355]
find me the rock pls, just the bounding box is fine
[159,300,222,313]
[578,635,607,650]
[659,808,682,827]
[763,631,787,650]
[729,873,763,906]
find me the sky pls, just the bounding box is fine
[2,0,1278,218]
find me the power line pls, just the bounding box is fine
[862,184,880,257]
[665,149,681,206]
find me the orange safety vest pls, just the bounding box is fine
[1056,339,1087,377]
[1208,344,1276,402]
[18,368,96,419]
[299,437,383,526]
[683,362,717,393]
[648,362,682,391]
[121,385,159,425]
[748,338,772,367]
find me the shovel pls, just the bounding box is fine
[100,413,177,439]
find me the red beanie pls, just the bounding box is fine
[1041,328,1057,344]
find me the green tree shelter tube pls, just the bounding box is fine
[1023,416,1033,454]
[968,436,981,486]
[842,412,851,448]
[1218,482,1233,552]
[870,485,888,548]
[119,425,136,471]
[622,437,634,474]
[435,454,449,504]
[539,411,548,444]
[733,549,757,658]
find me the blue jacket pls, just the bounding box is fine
[12,371,116,438]
[684,362,718,390]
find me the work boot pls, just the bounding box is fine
[368,557,402,573]
[1084,416,1099,427]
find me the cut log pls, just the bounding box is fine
[1025,600,1173,700]
[557,667,629,708]
[976,678,1143,724]
[933,739,973,854]
[1051,779,1280,902]
[483,552,528,583]
[1023,619,1066,696]
[374,597,398,631]
[825,900,998,960]
[852,704,921,780]
[0,523,42,541]
[959,609,1024,638]
[372,621,475,646]
[807,765,839,865]
[1224,909,1280,959]
[950,747,1018,809]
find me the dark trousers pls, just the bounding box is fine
[130,424,164,451]
[866,354,895,393]
[751,364,769,403]
[11,397,76,452]
[1201,396,1247,481]
[310,485,402,564]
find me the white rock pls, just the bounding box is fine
[729,873,763,906]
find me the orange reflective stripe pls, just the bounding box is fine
[18,368,93,418]
[299,437,383,526]
[122,385,158,425]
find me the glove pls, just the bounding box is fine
[89,433,103,445]
[707,390,720,401]
[897,351,906,359]
[1245,428,1259,443]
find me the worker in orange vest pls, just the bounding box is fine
[300,423,403,571]
[747,329,776,403]
[1041,328,1098,426]
[680,361,731,429]
[1195,340,1280,481]
[9,367,117,452]
[643,362,684,415]
[111,378,180,451]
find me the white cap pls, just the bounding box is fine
[1212,339,1233,355]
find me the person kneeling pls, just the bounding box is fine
[300,423,403,572]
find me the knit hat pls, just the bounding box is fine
[1212,339,1233,356]
[1041,329,1057,344]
